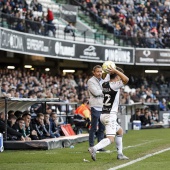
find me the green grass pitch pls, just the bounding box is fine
[1,128,170,170]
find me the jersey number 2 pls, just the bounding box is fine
[104,94,111,106]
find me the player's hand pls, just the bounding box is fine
[107,65,116,74]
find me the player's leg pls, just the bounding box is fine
[88,114,116,161]
[97,112,105,143]
[116,125,129,160]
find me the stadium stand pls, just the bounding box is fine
[0,0,123,45]
[0,69,169,110]
[1,0,170,47]
[71,0,170,48]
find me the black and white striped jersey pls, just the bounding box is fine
[102,80,124,114]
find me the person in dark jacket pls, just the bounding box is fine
[0,112,25,141]
[32,113,50,139]
[7,115,17,128]
[140,109,152,126]
[130,108,141,122]
[64,22,76,37]
[22,112,38,140]
[12,117,31,141]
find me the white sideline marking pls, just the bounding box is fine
[108,139,161,153]
[123,139,161,150]
[108,147,170,170]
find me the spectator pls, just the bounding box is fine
[0,112,25,141]
[44,113,50,130]
[15,20,25,32]
[22,111,38,140]
[1,82,11,97]
[120,91,131,104]
[151,110,159,123]
[8,110,15,117]
[32,113,50,139]
[159,98,168,111]
[140,109,152,126]
[130,89,141,103]
[12,117,31,141]
[130,108,141,122]
[14,110,23,119]
[50,113,63,138]
[47,7,54,24]
[44,113,56,138]
[30,0,42,12]
[64,22,76,37]
[7,115,17,128]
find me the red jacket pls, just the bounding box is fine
[47,9,54,21]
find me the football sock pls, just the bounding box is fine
[115,135,123,155]
[93,138,111,151]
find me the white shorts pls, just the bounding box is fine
[100,114,120,137]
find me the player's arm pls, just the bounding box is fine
[107,66,129,85]
[103,73,110,82]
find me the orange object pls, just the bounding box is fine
[61,124,76,136]
[75,104,87,117]
[74,104,91,121]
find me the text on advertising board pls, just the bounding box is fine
[55,42,75,57]
[1,31,23,50]
[105,49,131,63]
[27,38,49,52]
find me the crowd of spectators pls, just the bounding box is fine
[2,0,170,48]
[0,0,56,37]
[0,68,170,109]
[130,107,159,127]
[79,0,170,48]
[0,68,170,140]
[0,69,89,102]
[120,73,170,109]
[0,109,65,141]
